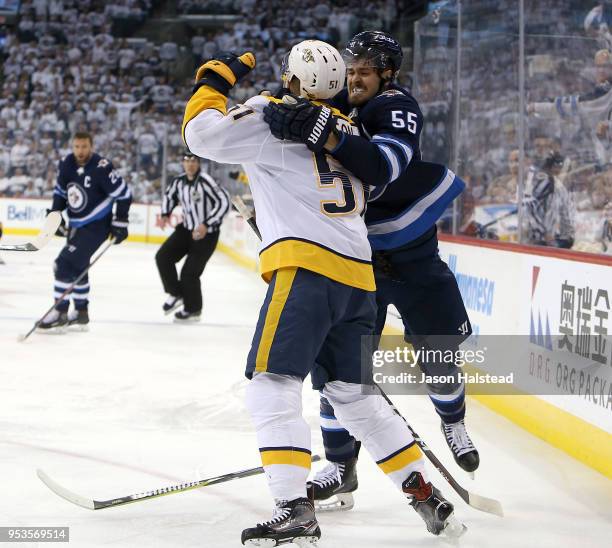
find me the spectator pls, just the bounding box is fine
[523,136,576,248]
[138,124,159,170]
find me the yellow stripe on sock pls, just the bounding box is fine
[260,449,312,469]
[377,442,423,475]
[255,267,297,372]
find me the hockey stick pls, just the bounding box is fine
[238,212,504,517]
[375,386,503,517]
[19,238,115,342]
[231,195,261,240]
[37,455,322,510]
[0,211,62,251]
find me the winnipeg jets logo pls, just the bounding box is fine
[76,167,85,176]
[97,158,109,168]
[67,183,88,213]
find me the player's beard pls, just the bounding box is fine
[76,153,92,166]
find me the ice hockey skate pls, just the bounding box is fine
[37,309,68,332]
[307,458,358,512]
[163,294,183,315]
[173,309,201,322]
[241,498,321,546]
[442,419,480,474]
[403,471,467,538]
[67,309,89,332]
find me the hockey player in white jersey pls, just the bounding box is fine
[182,41,465,546]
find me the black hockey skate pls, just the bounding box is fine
[403,471,467,538]
[307,457,358,512]
[241,497,321,546]
[68,309,89,331]
[173,309,201,322]
[163,294,182,315]
[441,419,480,473]
[37,309,68,332]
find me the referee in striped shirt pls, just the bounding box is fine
[156,152,229,321]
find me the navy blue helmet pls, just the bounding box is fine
[343,31,403,81]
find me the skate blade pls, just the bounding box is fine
[173,317,201,324]
[36,325,68,335]
[243,536,319,547]
[466,470,475,480]
[442,514,467,541]
[315,492,354,512]
[67,324,89,332]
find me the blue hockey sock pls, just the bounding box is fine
[320,395,359,462]
[428,383,466,424]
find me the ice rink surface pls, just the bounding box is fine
[0,237,610,548]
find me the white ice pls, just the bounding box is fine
[0,237,610,548]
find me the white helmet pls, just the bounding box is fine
[281,40,346,100]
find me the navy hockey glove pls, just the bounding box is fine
[263,94,337,153]
[110,218,128,245]
[46,208,68,237]
[193,52,256,96]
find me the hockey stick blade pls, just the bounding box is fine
[37,470,95,510]
[0,211,62,251]
[0,242,39,251]
[37,455,321,510]
[467,491,504,517]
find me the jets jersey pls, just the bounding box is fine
[183,90,374,291]
[51,153,132,228]
[331,85,465,250]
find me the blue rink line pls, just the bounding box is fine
[0,316,254,330]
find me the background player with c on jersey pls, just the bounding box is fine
[264,31,478,511]
[182,40,466,545]
[38,132,131,331]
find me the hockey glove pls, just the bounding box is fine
[46,208,68,237]
[263,94,337,153]
[110,218,128,245]
[193,52,256,96]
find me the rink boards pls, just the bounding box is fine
[1,197,611,478]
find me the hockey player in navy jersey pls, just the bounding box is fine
[264,31,479,510]
[38,132,132,331]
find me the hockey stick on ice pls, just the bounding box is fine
[376,385,504,517]
[19,238,115,342]
[239,212,504,517]
[37,455,322,510]
[0,211,62,251]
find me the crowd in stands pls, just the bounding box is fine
[0,0,396,204]
[416,0,612,251]
[1,0,610,252]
